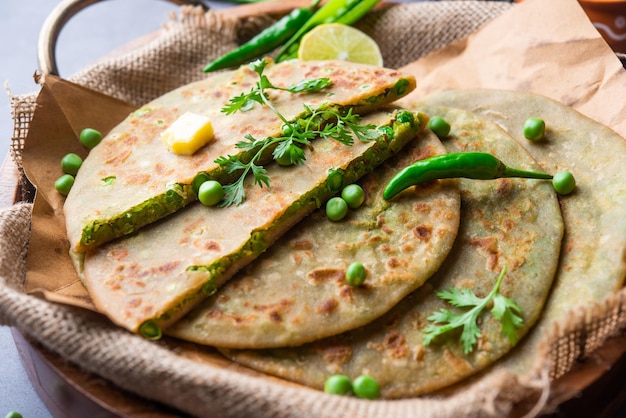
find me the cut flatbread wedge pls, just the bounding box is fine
[220,106,564,398]
[166,129,460,348]
[81,109,425,336]
[65,59,416,252]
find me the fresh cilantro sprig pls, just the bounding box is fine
[215,58,379,207]
[422,266,524,354]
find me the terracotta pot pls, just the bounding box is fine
[579,0,626,52]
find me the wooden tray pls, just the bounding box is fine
[5,1,626,416]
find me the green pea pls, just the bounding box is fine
[552,171,576,195]
[275,144,303,167]
[323,374,352,395]
[80,128,102,149]
[198,180,224,206]
[341,184,365,209]
[5,412,23,418]
[523,117,545,141]
[396,109,414,124]
[352,375,380,399]
[55,174,75,196]
[326,169,345,194]
[275,152,293,166]
[192,173,210,195]
[326,197,348,221]
[428,116,450,139]
[345,262,367,286]
[139,320,162,340]
[61,152,83,175]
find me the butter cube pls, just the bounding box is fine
[161,112,214,155]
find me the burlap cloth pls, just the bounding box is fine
[2,2,626,417]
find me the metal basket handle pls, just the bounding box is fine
[37,0,211,76]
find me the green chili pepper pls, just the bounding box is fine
[203,0,320,72]
[335,0,380,25]
[383,152,553,200]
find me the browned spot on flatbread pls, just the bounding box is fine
[268,311,281,323]
[469,236,500,270]
[413,202,432,213]
[443,348,473,375]
[316,298,339,314]
[496,178,514,195]
[308,268,344,285]
[413,224,433,241]
[290,239,314,250]
[155,162,175,177]
[104,149,132,167]
[317,343,353,366]
[383,331,410,359]
[107,248,129,261]
[125,174,151,185]
[193,239,221,251]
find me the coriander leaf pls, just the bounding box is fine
[251,164,270,188]
[215,155,248,176]
[221,91,262,114]
[491,293,524,345]
[422,266,523,354]
[287,77,333,93]
[437,287,483,308]
[222,181,247,207]
[249,58,269,75]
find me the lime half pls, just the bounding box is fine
[298,23,383,67]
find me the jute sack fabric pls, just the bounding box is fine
[3,2,626,417]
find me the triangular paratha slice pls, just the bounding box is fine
[65,60,416,252]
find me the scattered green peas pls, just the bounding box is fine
[427,116,451,139]
[326,197,348,221]
[352,375,380,399]
[198,180,224,206]
[80,128,102,149]
[341,184,365,209]
[523,117,545,141]
[54,174,75,196]
[552,170,576,195]
[324,374,353,395]
[5,412,23,418]
[61,152,83,175]
[345,262,367,286]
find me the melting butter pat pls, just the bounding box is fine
[161,112,214,155]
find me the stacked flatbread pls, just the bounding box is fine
[64,58,626,398]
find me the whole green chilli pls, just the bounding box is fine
[204,1,320,72]
[383,152,553,200]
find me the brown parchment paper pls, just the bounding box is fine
[400,0,626,138]
[22,74,135,310]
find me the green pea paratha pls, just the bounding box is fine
[81,109,424,335]
[166,129,460,348]
[414,89,626,375]
[220,106,564,398]
[65,60,416,253]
